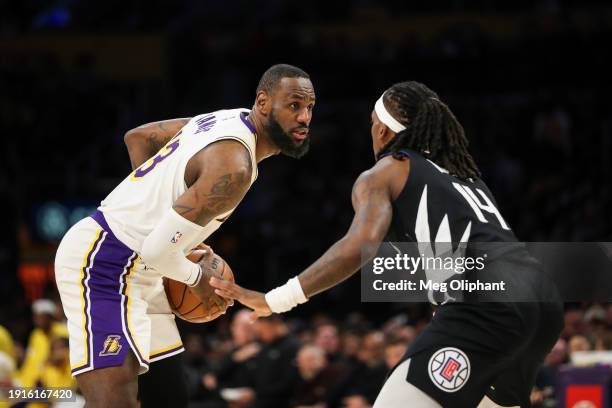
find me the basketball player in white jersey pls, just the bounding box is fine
[54,64,315,407]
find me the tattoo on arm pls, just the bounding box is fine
[194,172,249,224]
[173,141,252,226]
[127,118,191,169]
[146,120,189,153]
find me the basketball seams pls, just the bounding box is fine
[164,255,233,323]
[180,300,206,316]
[176,283,188,309]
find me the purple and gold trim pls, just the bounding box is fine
[149,343,185,362]
[240,111,257,138]
[119,253,149,368]
[70,210,150,375]
[71,228,107,375]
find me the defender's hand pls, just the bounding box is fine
[209,277,271,320]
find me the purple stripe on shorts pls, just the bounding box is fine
[91,210,113,239]
[86,210,148,370]
[70,230,105,374]
[120,254,148,366]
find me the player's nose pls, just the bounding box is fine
[296,108,312,126]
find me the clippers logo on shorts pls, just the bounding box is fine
[171,231,183,243]
[428,347,470,392]
[99,335,123,356]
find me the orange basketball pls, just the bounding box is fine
[163,252,234,323]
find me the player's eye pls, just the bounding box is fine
[290,102,299,110]
[307,104,314,111]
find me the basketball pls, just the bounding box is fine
[164,250,234,323]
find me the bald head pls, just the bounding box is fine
[231,309,256,346]
[297,345,327,380]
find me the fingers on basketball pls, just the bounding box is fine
[164,254,234,323]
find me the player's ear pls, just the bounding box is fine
[255,91,271,116]
[378,124,395,146]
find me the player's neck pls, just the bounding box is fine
[255,134,281,163]
[247,112,281,162]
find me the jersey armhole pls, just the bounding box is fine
[181,135,257,189]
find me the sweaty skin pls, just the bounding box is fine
[209,155,410,318]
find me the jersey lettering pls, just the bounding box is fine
[452,183,510,230]
[132,138,180,179]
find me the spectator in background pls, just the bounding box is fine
[200,309,261,407]
[568,334,592,358]
[594,332,612,351]
[340,331,387,408]
[214,309,261,389]
[0,325,15,362]
[531,338,568,407]
[0,351,16,408]
[291,345,331,408]
[182,333,218,407]
[561,309,586,340]
[585,304,608,339]
[16,299,68,387]
[313,323,341,363]
[32,335,77,408]
[339,330,361,363]
[240,315,300,408]
[383,337,408,371]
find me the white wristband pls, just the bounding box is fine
[265,277,308,313]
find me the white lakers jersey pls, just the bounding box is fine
[100,108,258,254]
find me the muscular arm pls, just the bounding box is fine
[172,140,252,227]
[297,168,393,297]
[140,140,252,316]
[208,157,409,316]
[124,118,191,170]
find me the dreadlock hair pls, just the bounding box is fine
[256,64,310,94]
[376,81,481,180]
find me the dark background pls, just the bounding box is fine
[0,1,611,404]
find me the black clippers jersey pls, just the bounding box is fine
[386,149,518,247]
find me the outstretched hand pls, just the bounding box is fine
[209,277,272,321]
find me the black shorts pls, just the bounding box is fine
[395,263,563,408]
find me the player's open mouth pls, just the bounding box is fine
[292,129,308,141]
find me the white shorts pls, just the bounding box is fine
[54,211,184,377]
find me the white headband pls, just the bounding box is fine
[374,93,406,133]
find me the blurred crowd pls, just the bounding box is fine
[1,299,611,407]
[1,1,611,407]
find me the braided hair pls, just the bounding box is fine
[376,81,480,180]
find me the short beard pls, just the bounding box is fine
[265,110,310,159]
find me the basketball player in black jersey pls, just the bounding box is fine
[211,81,563,407]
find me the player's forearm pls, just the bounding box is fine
[263,234,380,313]
[140,208,203,285]
[124,118,191,169]
[298,234,379,298]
